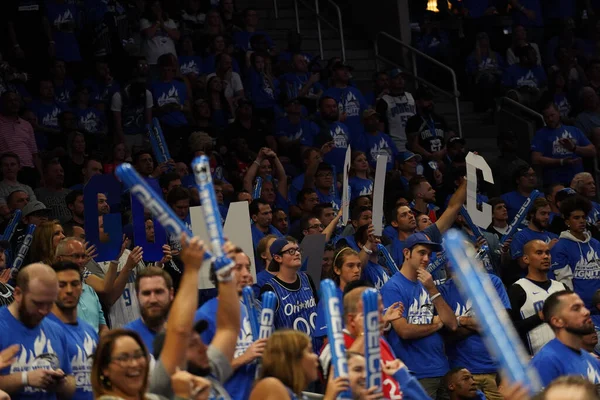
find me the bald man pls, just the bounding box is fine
[508,240,568,355]
[0,263,75,399]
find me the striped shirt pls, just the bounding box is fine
[99,249,146,328]
[0,115,38,168]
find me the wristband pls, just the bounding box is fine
[362,245,373,255]
[430,293,441,302]
[21,371,28,386]
[253,160,261,167]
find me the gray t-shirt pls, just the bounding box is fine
[149,345,233,400]
[34,187,72,223]
[0,181,36,206]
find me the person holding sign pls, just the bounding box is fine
[530,291,600,387]
[381,233,458,399]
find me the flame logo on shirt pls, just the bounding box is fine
[552,130,574,156]
[180,60,199,75]
[339,91,360,117]
[157,86,180,107]
[587,361,600,383]
[331,125,348,148]
[53,9,74,27]
[71,332,97,392]
[80,111,99,133]
[369,137,392,162]
[407,288,433,324]
[10,330,60,393]
[42,107,60,128]
[516,70,539,89]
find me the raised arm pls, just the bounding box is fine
[242,149,266,193]
[159,235,205,374]
[435,179,467,234]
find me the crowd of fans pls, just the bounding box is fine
[3,0,600,400]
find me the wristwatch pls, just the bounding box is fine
[362,245,373,255]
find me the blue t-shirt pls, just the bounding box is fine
[323,86,368,136]
[0,308,72,400]
[354,131,399,171]
[83,79,120,105]
[280,73,323,99]
[195,298,256,400]
[232,30,274,52]
[288,174,305,206]
[150,80,188,127]
[550,235,600,309]
[274,117,318,147]
[502,64,547,90]
[245,69,280,109]
[349,176,373,200]
[314,286,344,337]
[54,79,76,105]
[510,228,558,259]
[531,125,591,185]
[29,100,66,130]
[74,107,105,135]
[47,315,98,400]
[590,201,600,226]
[46,2,81,62]
[123,318,158,355]
[438,276,510,374]
[389,224,442,266]
[323,122,353,173]
[178,55,203,76]
[501,191,528,223]
[315,189,341,211]
[381,272,449,379]
[362,260,391,290]
[531,338,600,387]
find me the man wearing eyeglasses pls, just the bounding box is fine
[48,261,98,400]
[260,238,319,350]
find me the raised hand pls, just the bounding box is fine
[179,234,206,271]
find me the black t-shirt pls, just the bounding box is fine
[405,112,450,153]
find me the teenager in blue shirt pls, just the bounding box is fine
[348,151,373,201]
[501,165,538,223]
[124,267,174,355]
[0,263,75,399]
[323,63,368,137]
[151,54,190,129]
[250,199,283,271]
[388,179,466,266]
[550,196,600,310]
[49,262,98,400]
[439,263,510,400]
[354,109,399,171]
[196,248,264,400]
[531,102,596,186]
[381,233,458,398]
[531,290,600,386]
[275,99,319,152]
[245,52,280,113]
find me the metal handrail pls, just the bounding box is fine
[279,0,346,62]
[374,31,462,138]
[500,97,546,127]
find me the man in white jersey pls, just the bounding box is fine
[508,239,568,354]
[376,68,416,152]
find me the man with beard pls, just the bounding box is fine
[510,198,559,270]
[124,267,174,354]
[150,235,240,400]
[531,291,600,386]
[195,248,265,400]
[0,263,75,399]
[509,240,568,355]
[410,175,439,223]
[48,262,98,400]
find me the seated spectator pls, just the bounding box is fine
[272,208,289,236]
[376,68,416,152]
[140,0,180,70]
[61,132,87,187]
[277,31,313,72]
[575,87,600,158]
[444,368,487,400]
[548,47,587,101]
[486,197,510,239]
[51,59,76,105]
[501,165,538,222]
[70,158,104,190]
[548,70,572,120]
[354,109,398,171]
[203,35,241,75]
[220,0,242,33]
[488,130,530,197]
[233,8,274,53]
[545,182,565,224]
[502,45,546,108]
[410,175,439,223]
[364,71,389,107]
[274,98,318,160]
[111,59,154,153]
[72,85,107,141]
[506,24,542,66]
[177,35,203,83]
[323,62,368,136]
[205,76,233,130]
[82,59,120,107]
[466,32,505,113]
[200,9,226,51]
[250,199,283,264]
[570,172,600,226]
[222,99,268,152]
[531,101,596,186]
[546,18,586,67]
[243,148,288,211]
[304,162,341,210]
[348,151,373,200]
[207,54,245,112]
[312,96,352,173]
[245,52,280,122]
[34,158,72,223]
[0,153,36,218]
[46,0,81,66]
[406,87,454,165]
[64,189,84,229]
[179,0,209,42]
[29,79,66,136]
[280,53,323,111]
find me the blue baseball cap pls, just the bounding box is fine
[400,151,422,163]
[405,232,443,252]
[268,238,290,271]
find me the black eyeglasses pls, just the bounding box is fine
[279,247,302,256]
